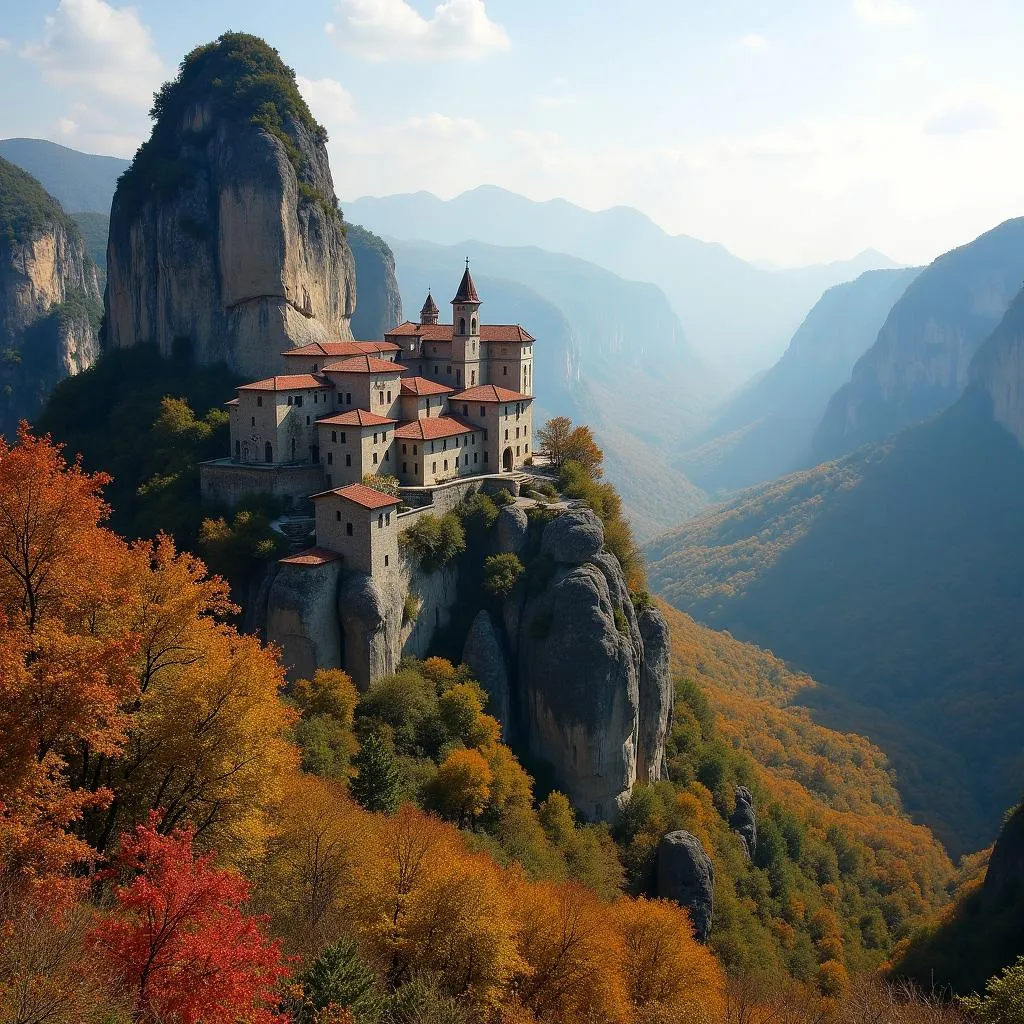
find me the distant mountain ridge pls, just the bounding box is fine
[347,185,900,379]
[644,284,1024,855]
[678,266,921,495]
[0,138,128,214]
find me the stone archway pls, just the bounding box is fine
[502,446,513,472]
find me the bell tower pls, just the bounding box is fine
[419,290,439,325]
[451,259,482,389]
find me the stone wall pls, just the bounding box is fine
[199,459,326,512]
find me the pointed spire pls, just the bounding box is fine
[452,259,481,304]
[419,288,439,325]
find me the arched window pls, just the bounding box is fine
[264,441,273,463]
[471,316,477,333]
[459,317,466,334]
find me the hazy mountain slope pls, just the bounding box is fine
[348,185,898,377]
[645,284,1024,855]
[70,212,109,271]
[0,138,128,214]
[388,238,708,536]
[813,218,1024,461]
[679,267,921,495]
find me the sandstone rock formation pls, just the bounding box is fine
[730,786,758,860]
[636,604,672,783]
[656,830,715,942]
[105,34,356,378]
[348,224,402,340]
[463,609,512,734]
[0,156,100,435]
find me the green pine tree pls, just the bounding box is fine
[350,731,401,814]
[301,940,383,1023]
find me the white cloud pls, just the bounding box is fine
[926,98,1000,136]
[0,38,11,52]
[298,76,357,127]
[326,0,510,61]
[739,33,769,52]
[21,0,163,106]
[853,0,919,26]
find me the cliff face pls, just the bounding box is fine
[105,34,356,378]
[0,157,101,435]
[813,218,1024,460]
[971,285,1024,448]
[348,224,402,339]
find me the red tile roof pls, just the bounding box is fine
[453,265,481,303]
[282,340,399,358]
[317,409,396,428]
[238,374,329,391]
[386,322,535,343]
[225,398,239,406]
[400,376,455,397]
[450,384,532,403]
[279,546,342,566]
[394,416,478,441]
[321,355,406,375]
[420,292,439,315]
[311,483,400,509]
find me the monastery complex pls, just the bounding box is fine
[201,263,537,578]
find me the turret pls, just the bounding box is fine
[419,290,439,326]
[451,260,483,389]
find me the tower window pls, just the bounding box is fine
[346,522,353,536]
[471,318,477,333]
[459,317,466,334]
[346,453,351,466]
[336,511,341,521]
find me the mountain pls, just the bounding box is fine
[644,284,1024,855]
[346,185,899,379]
[0,157,101,437]
[813,218,1024,461]
[678,267,921,495]
[346,224,403,341]
[0,137,128,215]
[385,237,711,537]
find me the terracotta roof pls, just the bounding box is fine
[450,384,532,403]
[321,355,406,375]
[279,546,342,566]
[400,376,455,397]
[420,292,439,315]
[386,322,534,343]
[238,374,329,391]
[452,265,481,303]
[317,409,396,428]
[283,340,400,358]
[225,398,239,406]
[394,416,478,441]
[311,483,400,509]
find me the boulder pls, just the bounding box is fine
[657,830,715,943]
[266,559,344,681]
[541,506,604,564]
[462,609,512,735]
[730,786,758,861]
[637,605,673,783]
[496,504,529,555]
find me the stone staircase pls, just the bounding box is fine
[272,515,316,553]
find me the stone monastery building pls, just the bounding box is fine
[204,264,536,578]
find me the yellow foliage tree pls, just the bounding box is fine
[430,747,494,826]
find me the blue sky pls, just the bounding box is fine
[1,0,1023,266]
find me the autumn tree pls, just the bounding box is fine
[291,668,360,779]
[429,748,493,827]
[90,817,289,1024]
[537,416,572,467]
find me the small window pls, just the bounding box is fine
[444,460,448,470]
[288,396,293,406]
[402,443,407,455]
[505,429,509,440]
[503,366,508,376]
[384,554,389,567]
[340,432,346,443]
[463,404,469,415]
[336,511,341,521]
[473,452,478,463]
[484,430,488,441]
[257,396,263,407]
[432,461,437,473]
[459,317,466,334]
[464,454,468,466]
[373,432,378,444]
[480,406,486,417]
[346,522,353,536]
[385,450,390,461]
[403,462,407,473]
[446,365,452,376]
[332,430,337,442]
[346,393,352,404]
[379,392,384,405]
[484,451,489,462]
[387,390,392,402]
[296,396,303,407]
[346,453,351,466]
[327,452,333,465]
[251,416,256,427]
[517,445,521,456]
[378,513,384,528]
[414,463,418,473]
[471,317,477,333]
[413,445,418,455]
[373,452,378,465]
[306,415,310,426]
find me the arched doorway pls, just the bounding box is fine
[264,441,273,463]
[502,447,513,472]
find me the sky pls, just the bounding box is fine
[1,0,1023,267]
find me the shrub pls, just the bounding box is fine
[492,488,516,507]
[458,491,499,531]
[362,473,399,496]
[613,606,630,635]
[483,553,525,601]
[399,512,466,572]
[403,592,421,624]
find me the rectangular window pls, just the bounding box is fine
[386,512,391,525]
[257,396,263,407]
[413,445,418,455]
[332,430,337,442]
[484,430,488,441]
[346,393,352,404]
[484,451,488,462]
[287,396,293,406]
[251,416,255,427]
[505,429,509,440]
[480,406,485,417]
[346,522,353,536]
[335,511,341,521]
[403,462,407,473]
[517,445,521,456]
[463,404,469,415]
[444,460,448,470]
[306,415,311,426]
[464,454,468,466]
[379,392,384,405]
[414,462,418,473]
[473,452,478,463]
[516,426,520,438]
[503,366,508,375]
[384,554,389,567]
[340,432,347,443]
[446,365,451,375]
[387,390,392,403]
[432,461,437,473]
[378,514,383,528]
[373,432,378,444]
[327,452,333,465]
[385,450,390,461]
[296,396,303,407]
[402,443,407,455]
[345,453,351,466]
[373,452,378,465]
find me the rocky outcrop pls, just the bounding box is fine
[0,156,101,436]
[462,609,512,734]
[656,830,715,942]
[105,34,356,378]
[636,604,672,783]
[348,224,402,340]
[265,559,344,680]
[814,218,1024,461]
[971,285,1024,449]
[730,786,757,860]
[511,508,672,820]
[496,504,528,555]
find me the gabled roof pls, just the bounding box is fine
[282,340,399,358]
[401,376,455,397]
[452,265,481,304]
[310,483,400,509]
[225,398,239,406]
[279,547,342,566]
[238,374,329,391]
[394,416,479,441]
[317,409,396,428]
[386,322,534,343]
[321,355,406,375]
[450,384,532,403]
[420,292,439,315]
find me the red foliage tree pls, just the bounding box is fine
[90,816,290,1024]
